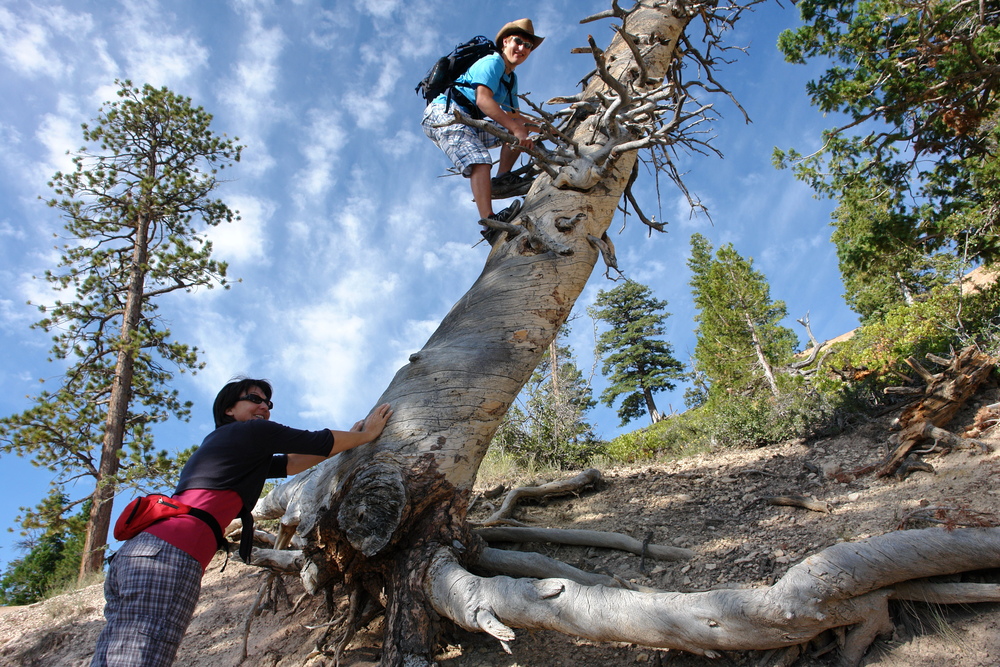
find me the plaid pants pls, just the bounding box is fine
[91,532,202,667]
[422,102,502,177]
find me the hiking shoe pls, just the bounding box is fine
[491,171,524,189]
[489,199,522,224]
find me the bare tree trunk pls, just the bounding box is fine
[549,339,561,444]
[79,206,150,579]
[256,4,695,663]
[746,311,781,397]
[643,384,662,423]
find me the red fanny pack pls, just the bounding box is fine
[114,494,227,551]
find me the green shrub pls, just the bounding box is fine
[831,276,1000,376]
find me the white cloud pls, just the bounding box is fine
[292,109,346,208]
[0,5,95,79]
[204,194,275,265]
[119,2,209,88]
[36,108,82,183]
[187,309,259,396]
[275,268,401,423]
[353,0,401,20]
[378,128,422,158]
[343,91,393,132]
[218,8,287,177]
[421,241,479,273]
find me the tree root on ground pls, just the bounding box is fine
[427,526,1000,667]
[475,526,694,562]
[472,468,602,525]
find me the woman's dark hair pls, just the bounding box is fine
[213,377,273,428]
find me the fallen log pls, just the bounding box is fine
[879,346,996,477]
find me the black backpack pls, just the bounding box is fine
[416,35,497,117]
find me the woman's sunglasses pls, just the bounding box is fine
[238,394,273,409]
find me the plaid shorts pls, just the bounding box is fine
[422,102,502,177]
[91,532,202,667]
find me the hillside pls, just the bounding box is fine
[2,381,999,667]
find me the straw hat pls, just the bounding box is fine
[496,18,544,49]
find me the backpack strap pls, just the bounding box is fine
[186,506,228,553]
[237,507,256,564]
[445,85,484,120]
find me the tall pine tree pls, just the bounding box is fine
[588,281,685,426]
[492,329,600,468]
[0,80,241,579]
[688,234,798,400]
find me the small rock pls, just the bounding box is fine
[848,492,861,502]
[635,653,650,663]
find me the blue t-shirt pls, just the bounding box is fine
[434,53,518,113]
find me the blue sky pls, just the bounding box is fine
[0,0,855,569]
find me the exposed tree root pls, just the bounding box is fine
[475,546,634,589]
[765,495,831,513]
[473,468,602,525]
[880,346,996,477]
[476,526,694,562]
[426,526,1000,667]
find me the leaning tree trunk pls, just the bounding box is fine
[250,2,1000,665]
[256,2,694,664]
[79,203,151,580]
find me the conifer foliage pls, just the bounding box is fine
[493,331,600,468]
[589,281,685,426]
[0,80,241,579]
[688,234,798,400]
[775,0,1000,318]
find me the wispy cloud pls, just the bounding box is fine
[218,7,287,177]
[292,109,346,209]
[119,1,209,88]
[0,5,94,79]
[204,194,275,266]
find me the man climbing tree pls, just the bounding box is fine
[588,280,685,425]
[163,4,1000,666]
[0,80,242,580]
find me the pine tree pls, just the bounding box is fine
[589,281,685,426]
[688,234,798,400]
[775,0,1000,316]
[0,80,241,579]
[0,494,88,604]
[492,330,600,468]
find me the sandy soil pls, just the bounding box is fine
[1,385,999,667]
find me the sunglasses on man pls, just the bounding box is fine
[510,36,534,51]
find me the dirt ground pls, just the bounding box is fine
[1,384,999,667]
